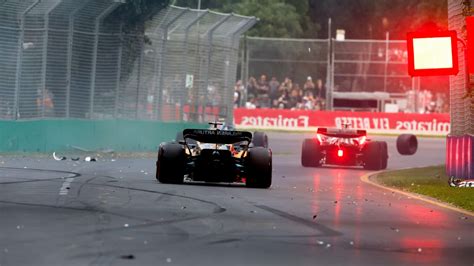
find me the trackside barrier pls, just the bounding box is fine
[233,108,450,135]
[446,135,474,179]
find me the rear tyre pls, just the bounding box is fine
[252,131,268,148]
[396,134,417,155]
[246,147,272,189]
[363,141,384,170]
[301,138,322,167]
[156,143,185,184]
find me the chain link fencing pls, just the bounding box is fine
[241,36,447,113]
[0,1,256,122]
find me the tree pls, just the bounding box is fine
[174,0,320,38]
[112,0,171,29]
[309,0,447,40]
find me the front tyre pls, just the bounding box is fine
[252,131,269,148]
[246,147,272,189]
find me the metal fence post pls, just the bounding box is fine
[14,0,41,120]
[328,38,335,111]
[40,1,62,118]
[230,18,256,120]
[89,3,120,119]
[153,8,188,121]
[135,35,144,119]
[203,14,232,118]
[383,31,389,92]
[178,10,208,122]
[66,1,91,118]
[326,18,332,110]
[114,23,124,118]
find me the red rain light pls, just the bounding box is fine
[406,30,458,76]
[337,149,343,157]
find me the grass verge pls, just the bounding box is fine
[374,165,474,212]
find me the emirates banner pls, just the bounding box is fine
[234,108,450,135]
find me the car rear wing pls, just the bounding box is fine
[183,129,252,144]
[317,127,367,138]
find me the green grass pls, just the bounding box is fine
[375,165,474,212]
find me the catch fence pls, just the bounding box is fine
[241,36,443,113]
[0,1,256,122]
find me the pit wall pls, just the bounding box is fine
[0,120,205,152]
[234,108,450,136]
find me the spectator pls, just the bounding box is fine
[315,78,325,99]
[277,90,289,109]
[279,77,293,95]
[268,77,280,108]
[36,87,54,117]
[287,89,300,109]
[234,80,244,107]
[246,77,258,101]
[303,76,315,97]
[292,83,303,106]
[257,74,270,108]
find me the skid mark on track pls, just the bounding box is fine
[98,183,227,214]
[255,205,342,237]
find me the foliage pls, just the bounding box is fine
[173,0,319,38]
[309,0,447,39]
[112,0,171,30]
[376,165,474,212]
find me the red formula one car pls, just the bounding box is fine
[301,127,388,170]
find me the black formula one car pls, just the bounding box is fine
[301,127,388,170]
[156,124,272,188]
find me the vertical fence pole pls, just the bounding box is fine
[89,3,119,119]
[14,1,41,120]
[135,35,144,119]
[154,8,188,121]
[66,2,86,118]
[114,23,123,118]
[203,15,232,120]
[40,2,62,118]
[326,18,333,111]
[383,31,389,92]
[230,18,256,121]
[180,11,208,122]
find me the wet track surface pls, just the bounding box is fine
[0,133,472,266]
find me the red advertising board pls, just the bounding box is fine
[234,108,450,135]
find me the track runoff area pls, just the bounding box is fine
[1,127,472,265]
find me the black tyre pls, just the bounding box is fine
[396,134,417,155]
[363,141,384,170]
[380,141,388,170]
[246,147,272,188]
[156,143,185,184]
[301,138,322,167]
[252,131,268,148]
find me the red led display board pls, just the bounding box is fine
[406,30,458,76]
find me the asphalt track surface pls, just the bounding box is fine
[0,133,472,266]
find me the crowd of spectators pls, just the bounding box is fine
[234,75,326,110]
